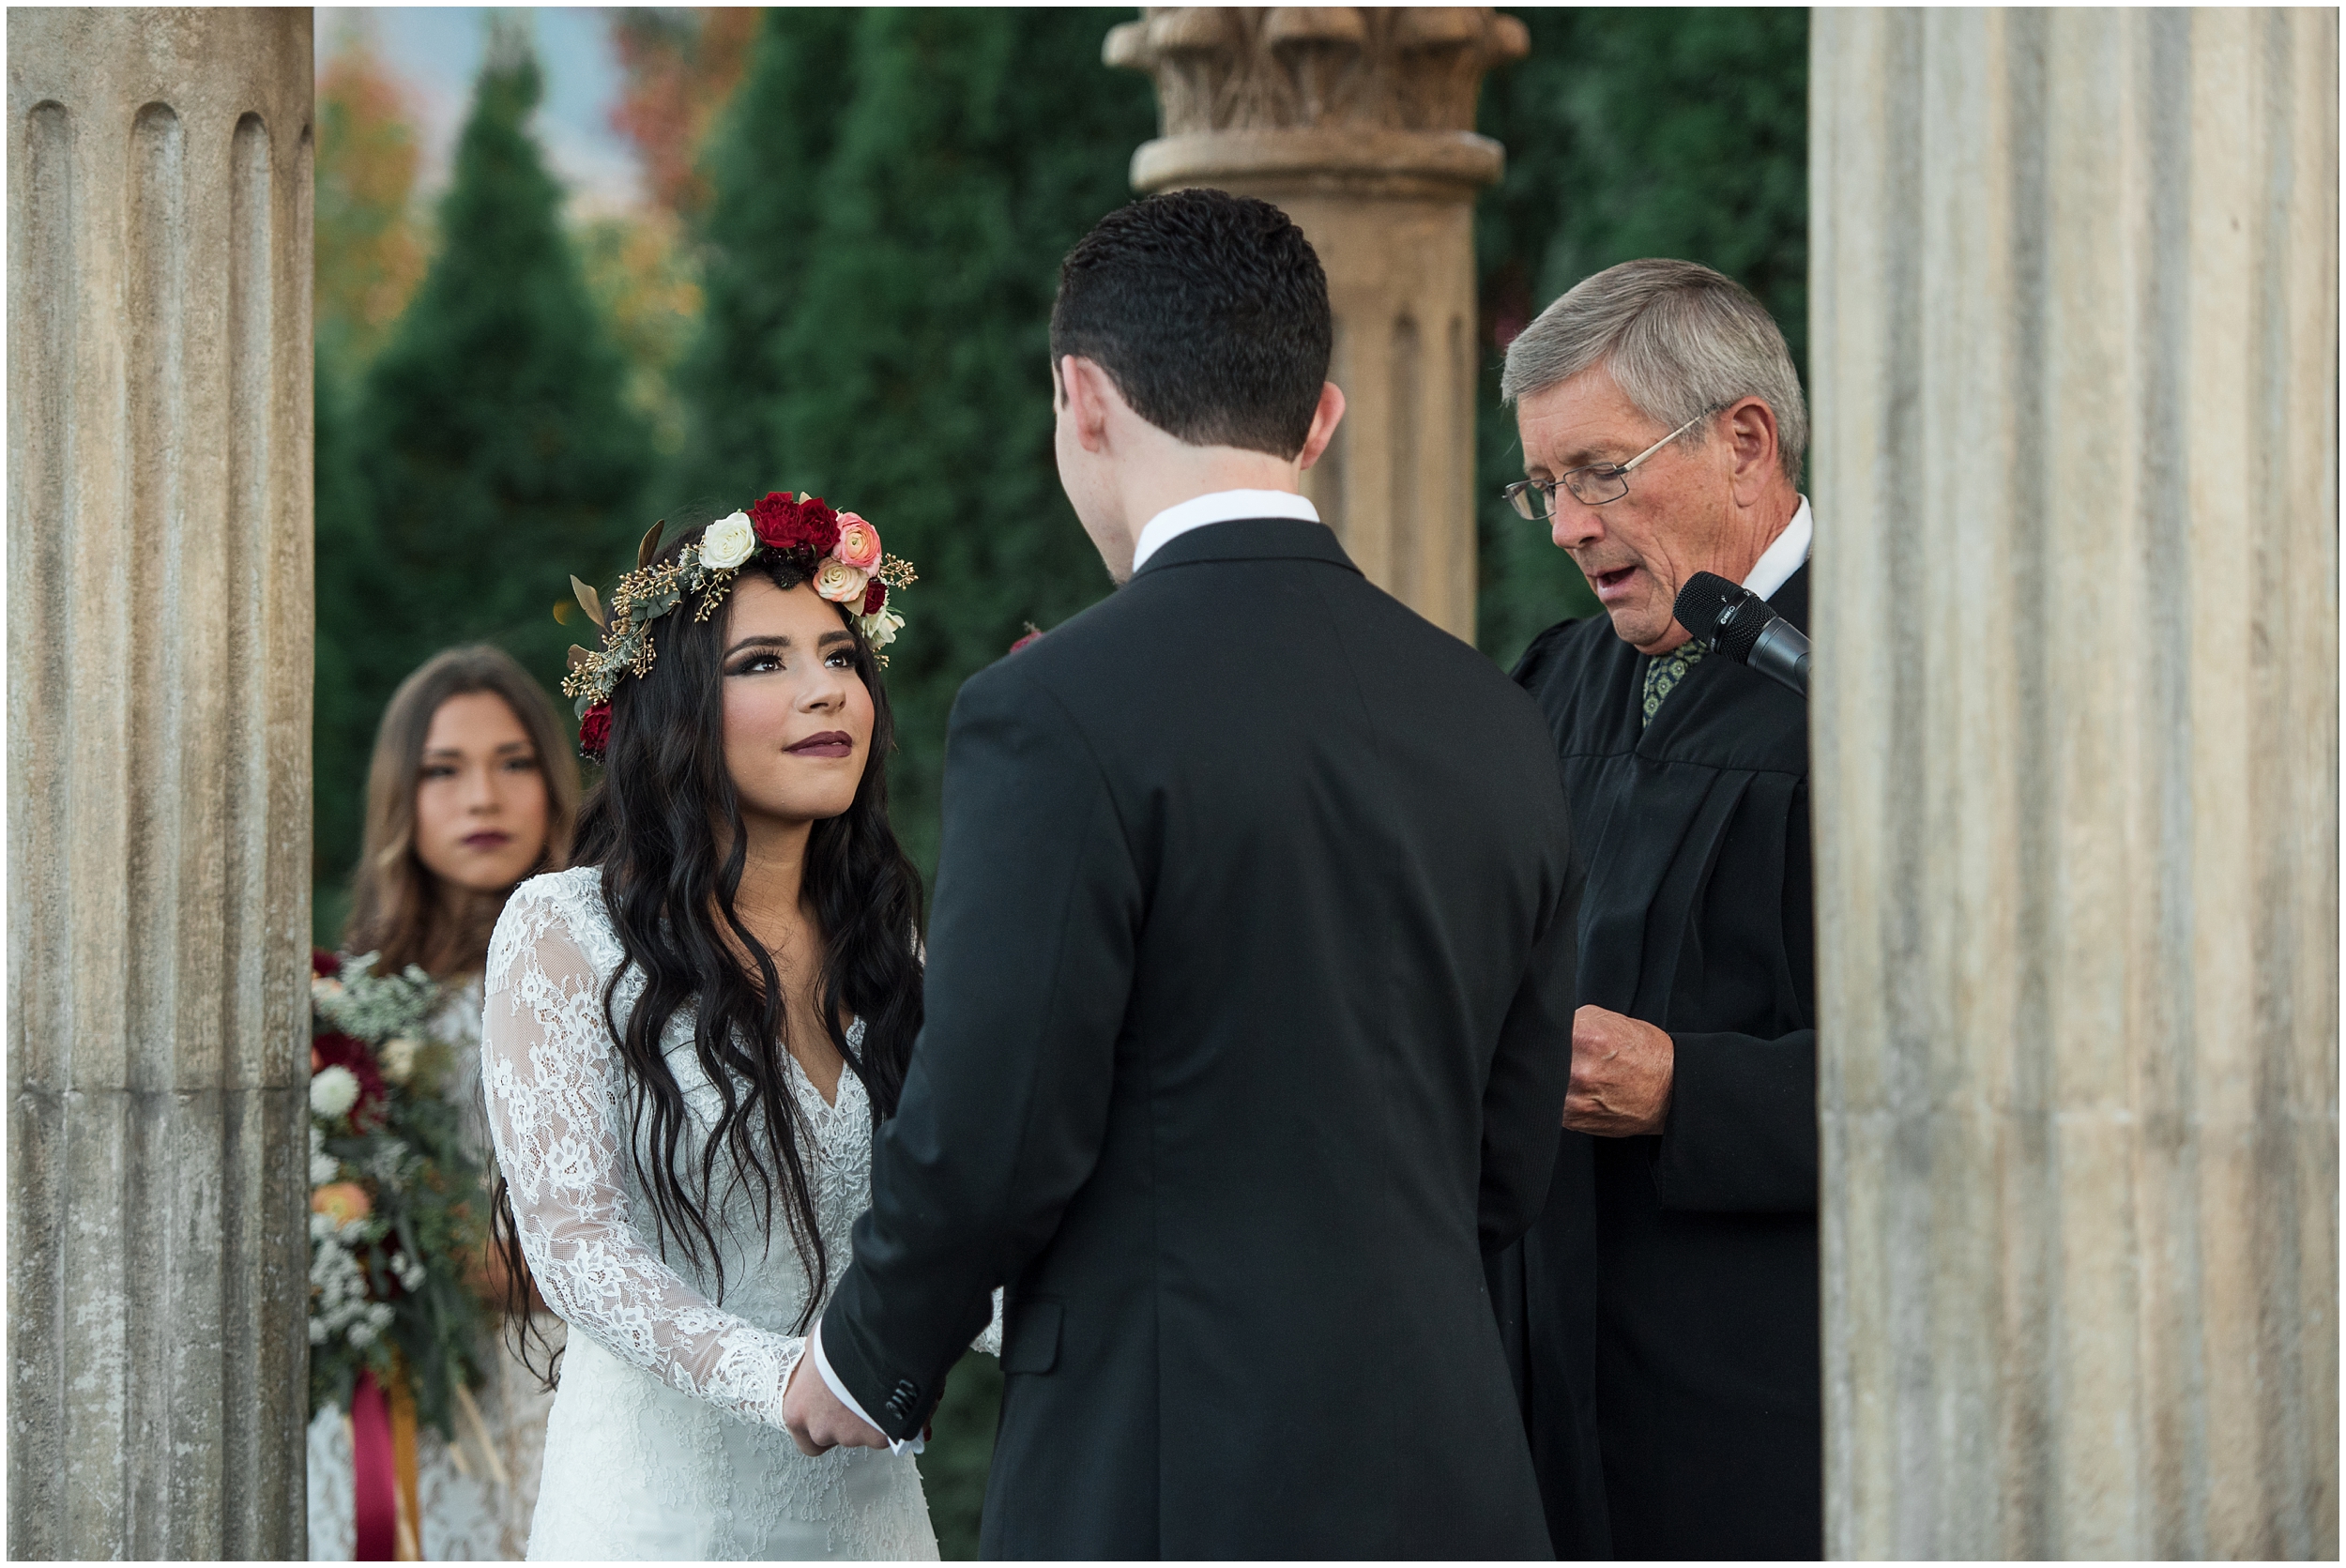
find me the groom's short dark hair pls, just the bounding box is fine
[1050,189,1332,459]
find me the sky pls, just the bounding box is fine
[313,6,645,211]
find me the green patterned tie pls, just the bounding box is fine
[1641,640,1708,728]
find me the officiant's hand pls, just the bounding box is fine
[1562,1005,1674,1136]
[782,1351,891,1457]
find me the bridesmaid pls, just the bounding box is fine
[308,645,581,1561]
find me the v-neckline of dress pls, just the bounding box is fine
[790,1017,864,1115]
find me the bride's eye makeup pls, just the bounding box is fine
[727,651,786,676]
[724,636,791,677]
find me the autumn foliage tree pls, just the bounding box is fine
[314,24,429,371]
[608,8,761,218]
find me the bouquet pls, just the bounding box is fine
[307,949,493,1441]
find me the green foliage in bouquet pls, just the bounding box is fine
[307,951,494,1440]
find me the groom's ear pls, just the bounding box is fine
[1059,356,1119,454]
[1296,381,1348,471]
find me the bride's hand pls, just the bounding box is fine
[781,1352,891,1456]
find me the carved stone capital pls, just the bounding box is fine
[1105,7,1527,195]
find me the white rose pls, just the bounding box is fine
[858,607,906,648]
[813,556,870,605]
[310,1064,360,1119]
[379,1036,419,1086]
[700,510,756,571]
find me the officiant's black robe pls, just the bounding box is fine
[1499,566,1819,1561]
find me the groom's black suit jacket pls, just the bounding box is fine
[821,518,1581,1559]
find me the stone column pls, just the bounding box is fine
[1105,7,1526,642]
[1810,8,2337,1559]
[8,8,314,1558]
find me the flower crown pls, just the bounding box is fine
[560,491,917,759]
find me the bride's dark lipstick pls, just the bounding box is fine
[785,730,854,758]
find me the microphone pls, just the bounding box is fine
[1672,571,1810,696]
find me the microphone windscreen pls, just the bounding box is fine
[1673,571,1743,640]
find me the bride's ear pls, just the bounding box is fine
[1296,381,1347,471]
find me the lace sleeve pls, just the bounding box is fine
[481,882,804,1430]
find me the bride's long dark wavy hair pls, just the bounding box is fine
[495,524,924,1383]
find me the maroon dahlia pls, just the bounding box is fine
[749,491,841,559]
[578,702,612,759]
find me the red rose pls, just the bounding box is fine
[748,491,841,559]
[862,579,888,616]
[578,703,612,759]
[311,1031,390,1128]
[312,949,342,979]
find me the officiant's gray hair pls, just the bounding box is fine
[1501,258,1807,485]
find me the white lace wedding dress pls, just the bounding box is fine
[482,865,989,1560]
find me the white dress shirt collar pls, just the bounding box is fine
[1130,489,1321,573]
[1743,495,1813,602]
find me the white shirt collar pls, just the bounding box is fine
[1743,495,1813,602]
[1130,489,1321,573]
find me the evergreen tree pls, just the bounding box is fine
[317,23,654,895]
[675,9,1155,878]
[1473,8,1809,667]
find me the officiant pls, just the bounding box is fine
[1492,259,1820,1560]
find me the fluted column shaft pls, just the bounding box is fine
[8,8,315,1558]
[1810,8,2337,1558]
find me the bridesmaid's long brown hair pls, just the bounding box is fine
[343,645,582,979]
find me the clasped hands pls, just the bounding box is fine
[1562,1004,1673,1136]
[782,1346,944,1457]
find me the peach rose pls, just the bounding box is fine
[813,556,871,606]
[311,1180,372,1226]
[833,513,883,571]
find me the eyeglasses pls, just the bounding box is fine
[1502,410,1712,520]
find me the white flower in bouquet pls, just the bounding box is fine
[858,606,906,648]
[378,1036,420,1086]
[310,1065,360,1119]
[309,1124,340,1185]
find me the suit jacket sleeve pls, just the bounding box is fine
[1477,810,1582,1249]
[818,663,1140,1439]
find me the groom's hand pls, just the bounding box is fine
[782,1352,891,1457]
[1562,1004,1674,1136]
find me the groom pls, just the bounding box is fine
[784,189,1579,1559]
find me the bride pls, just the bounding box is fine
[482,500,988,1560]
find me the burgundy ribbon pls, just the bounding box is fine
[351,1370,397,1560]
